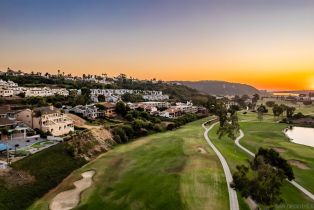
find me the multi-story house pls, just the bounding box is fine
[160,108,181,119]
[100,102,117,118]
[24,87,69,97]
[71,104,101,119]
[0,88,14,97]
[90,89,169,102]
[16,106,74,136]
[173,101,198,114]
[0,106,29,140]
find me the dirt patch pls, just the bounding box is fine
[272,147,286,153]
[165,160,186,173]
[50,170,96,210]
[197,147,207,154]
[66,113,86,127]
[0,169,35,187]
[288,160,310,170]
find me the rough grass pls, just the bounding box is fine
[30,118,229,210]
[208,123,314,210]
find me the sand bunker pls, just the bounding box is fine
[197,147,207,154]
[50,170,95,210]
[288,160,310,170]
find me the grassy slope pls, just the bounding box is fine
[30,119,229,210]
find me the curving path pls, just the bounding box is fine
[202,122,239,210]
[235,129,314,201]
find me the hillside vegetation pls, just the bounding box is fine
[179,80,260,96]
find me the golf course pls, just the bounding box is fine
[207,110,314,210]
[30,118,235,210]
[29,108,314,210]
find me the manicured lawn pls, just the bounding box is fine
[31,141,54,149]
[30,119,229,210]
[208,123,314,210]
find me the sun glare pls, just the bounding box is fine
[310,77,314,90]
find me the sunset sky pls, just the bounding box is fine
[1,0,314,90]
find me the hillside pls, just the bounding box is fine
[178,81,260,96]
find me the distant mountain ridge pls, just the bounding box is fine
[177,80,260,96]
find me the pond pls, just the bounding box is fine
[285,126,314,148]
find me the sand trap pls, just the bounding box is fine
[197,147,207,154]
[50,170,95,210]
[272,147,286,153]
[288,160,310,170]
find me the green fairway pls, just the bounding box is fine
[30,119,229,210]
[207,123,314,210]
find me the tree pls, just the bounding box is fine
[272,104,284,118]
[121,93,143,102]
[285,106,296,118]
[266,101,275,107]
[252,94,260,104]
[115,101,127,116]
[257,104,268,120]
[303,101,312,105]
[252,94,260,109]
[231,147,293,209]
[254,148,294,180]
[97,95,106,102]
[217,110,240,140]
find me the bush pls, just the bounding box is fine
[303,101,312,105]
[266,101,276,107]
[167,123,176,130]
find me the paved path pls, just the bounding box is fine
[235,129,314,201]
[202,122,239,210]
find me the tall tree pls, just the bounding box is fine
[257,104,268,120]
[217,109,240,140]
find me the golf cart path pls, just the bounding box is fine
[235,130,314,201]
[202,122,239,210]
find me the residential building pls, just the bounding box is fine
[90,89,169,102]
[173,101,198,114]
[160,108,181,119]
[0,88,14,97]
[16,106,74,136]
[99,102,117,118]
[71,104,101,119]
